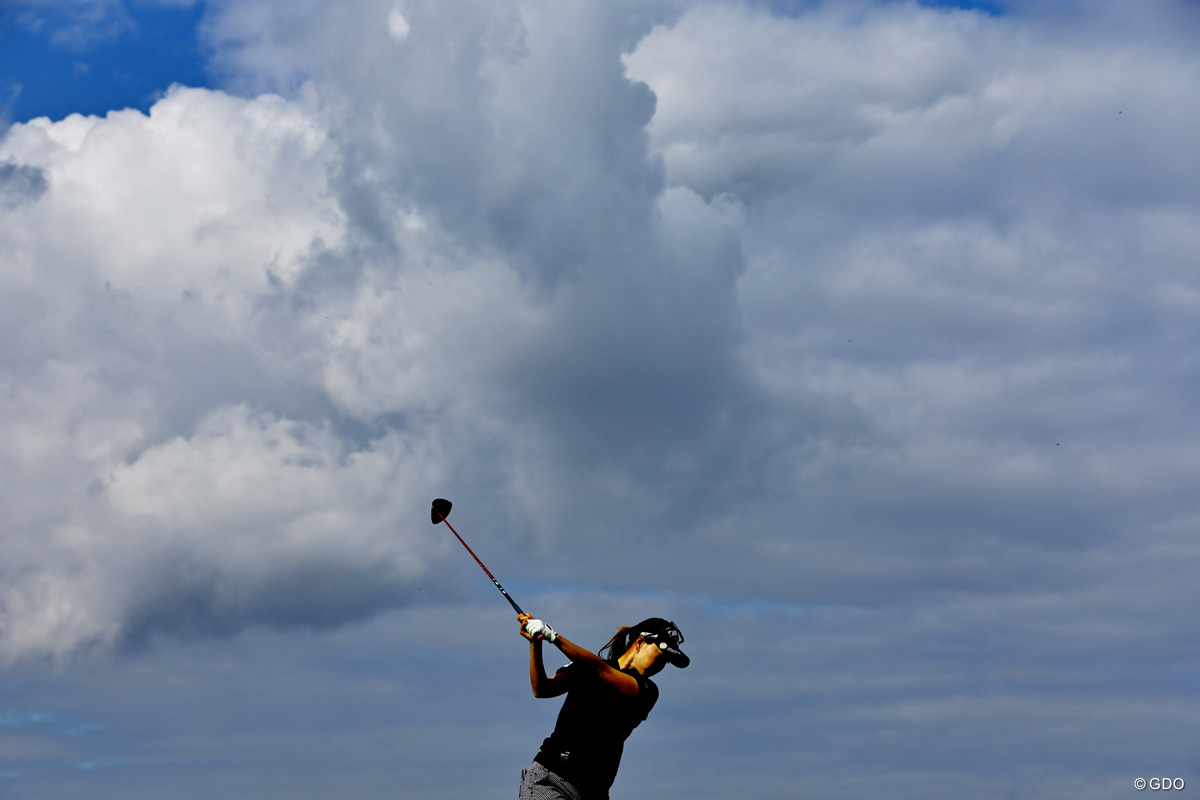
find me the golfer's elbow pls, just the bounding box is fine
[530,677,565,699]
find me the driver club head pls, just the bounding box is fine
[431,498,452,525]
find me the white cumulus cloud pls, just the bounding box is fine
[387,4,411,41]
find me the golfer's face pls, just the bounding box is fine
[634,639,666,674]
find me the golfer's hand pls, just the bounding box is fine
[518,613,536,641]
[521,616,558,643]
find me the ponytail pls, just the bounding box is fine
[599,626,636,667]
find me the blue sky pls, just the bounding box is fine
[0,2,210,123]
[3,0,1200,798]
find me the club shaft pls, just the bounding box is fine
[436,512,525,615]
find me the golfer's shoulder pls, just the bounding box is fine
[628,672,659,705]
[633,676,659,719]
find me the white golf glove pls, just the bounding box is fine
[524,618,558,643]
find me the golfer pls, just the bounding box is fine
[516,612,689,800]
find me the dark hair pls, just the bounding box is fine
[598,626,639,667]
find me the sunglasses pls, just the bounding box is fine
[639,621,684,648]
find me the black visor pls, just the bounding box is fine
[637,618,689,668]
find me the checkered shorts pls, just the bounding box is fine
[518,760,593,800]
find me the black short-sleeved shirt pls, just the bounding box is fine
[534,662,659,795]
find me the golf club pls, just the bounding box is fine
[431,498,530,620]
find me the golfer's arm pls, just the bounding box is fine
[552,636,639,696]
[552,635,604,668]
[529,640,568,698]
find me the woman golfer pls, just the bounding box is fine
[516,612,689,800]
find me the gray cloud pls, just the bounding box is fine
[199,0,779,536]
[624,0,1200,586]
[0,161,47,209]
